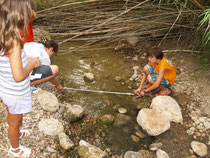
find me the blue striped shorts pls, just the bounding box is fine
[146,64,171,88]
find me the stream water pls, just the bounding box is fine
[51,41,154,156]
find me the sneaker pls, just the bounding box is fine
[31,86,41,94]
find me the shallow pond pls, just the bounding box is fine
[51,41,154,155]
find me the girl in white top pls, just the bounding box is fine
[0,0,40,157]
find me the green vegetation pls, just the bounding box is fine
[198,9,210,47]
[158,0,209,48]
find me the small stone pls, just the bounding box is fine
[156,149,169,158]
[99,114,115,125]
[131,135,140,142]
[58,132,74,150]
[191,141,208,157]
[189,149,194,154]
[84,73,94,82]
[118,107,127,114]
[149,142,162,151]
[135,131,144,138]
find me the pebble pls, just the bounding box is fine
[118,107,127,114]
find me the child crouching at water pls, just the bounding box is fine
[135,47,176,96]
[0,0,40,157]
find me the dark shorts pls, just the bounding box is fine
[30,65,53,82]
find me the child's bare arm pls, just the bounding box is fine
[9,41,40,82]
[134,73,146,95]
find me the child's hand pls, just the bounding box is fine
[134,88,141,95]
[31,57,40,68]
[56,83,64,90]
[140,91,145,96]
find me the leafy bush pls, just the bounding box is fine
[198,8,210,47]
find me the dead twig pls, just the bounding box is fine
[192,0,206,11]
[163,50,200,53]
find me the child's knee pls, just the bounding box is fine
[143,65,149,75]
[147,75,154,84]
[51,65,59,76]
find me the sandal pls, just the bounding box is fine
[8,145,34,158]
[155,89,172,96]
[19,130,32,139]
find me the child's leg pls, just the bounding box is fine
[7,111,34,157]
[30,65,63,90]
[7,111,22,149]
[147,74,171,95]
[143,64,155,88]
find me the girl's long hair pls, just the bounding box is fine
[0,0,32,56]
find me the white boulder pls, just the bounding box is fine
[38,118,64,136]
[150,96,183,124]
[36,90,59,112]
[137,108,170,136]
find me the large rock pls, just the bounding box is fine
[58,132,74,150]
[150,96,183,124]
[36,90,59,112]
[38,118,64,136]
[78,140,106,158]
[64,104,84,122]
[190,141,207,157]
[137,108,170,136]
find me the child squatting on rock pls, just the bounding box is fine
[134,47,176,96]
[0,0,39,157]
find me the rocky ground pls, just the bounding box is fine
[121,48,210,158]
[0,44,209,158]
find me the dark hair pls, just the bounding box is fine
[146,47,163,59]
[42,40,59,54]
[0,0,32,55]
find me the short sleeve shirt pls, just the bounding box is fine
[24,42,51,65]
[150,57,176,85]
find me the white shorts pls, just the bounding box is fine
[0,94,32,114]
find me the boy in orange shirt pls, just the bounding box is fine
[135,47,176,96]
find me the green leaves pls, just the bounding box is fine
[198,9,210,46]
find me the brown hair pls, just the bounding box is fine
[146,47,163,59]
[0,0,32,55]
[42,40,59,54]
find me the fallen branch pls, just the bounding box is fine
[163,50,200,53]
[58,47,114,54]
[49,27,131,36]
[192,0,206,11]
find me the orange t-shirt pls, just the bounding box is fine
[150,57,176,85]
